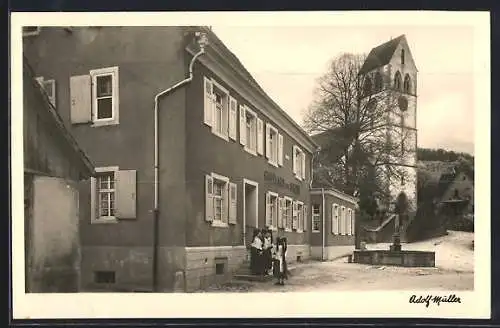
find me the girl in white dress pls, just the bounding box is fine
[274,236,288,285]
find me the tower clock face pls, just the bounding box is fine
[398,96,408,112]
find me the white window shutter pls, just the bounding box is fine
[203,77,214,126]
[303,204,307,231]
[90,177,97,222]
[70,75,92,124]
[222,182,229,224]
[278,134,284,166]
[205,175,214,222]
[229,97,237,140]
[257,119,264,155]
[239,105,246,146]
[331,204,336,234]
[265,192,271,227]
[301,152,306,180]
[341,207,346,234]
[115,170,137,219]
[351,210,356,235]
[265,124,271,159]
[277,197,283,228]
[273,197,278,228]
[228,182,237,224]
[292,146,297,175]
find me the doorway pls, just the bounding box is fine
[243,179,258,247]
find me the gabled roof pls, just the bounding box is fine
[24,57,95,179]
[358,35,405,75]
[187,26,319,152]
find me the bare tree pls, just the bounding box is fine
[305,53,414,204]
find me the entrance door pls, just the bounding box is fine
[243,179,258,247]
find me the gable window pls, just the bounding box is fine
[91,167,137,224]
[312,204,321,232]
[293,146,306,180]
[205,173,230,227]
[90,66,119,125]
[266,123,279,166]
[265,192,278,230]
[401,49,405,65]
[35,77,56,108]
[394,71,402,91]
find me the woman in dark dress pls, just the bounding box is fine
[250,229,263,275]
[263,228,273,275]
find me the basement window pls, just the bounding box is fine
[94,271,116,284]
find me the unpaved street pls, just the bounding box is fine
[204,231,474,293]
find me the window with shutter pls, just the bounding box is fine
[283,197,293,231]
[341,207,346,235]
[239,105,246,146]
[266,124,279,166]
[292,145,297,175]
[243,106,258,156]
[265,191,278,230]
[229,97,237,141]
[292,146,305,180]
[210,80,230,141]
[91,166,119,224]
[312,204,321,232]
[228,182,237,224]
[90,66,119,126]
[209,173,230,227]
[257,119,264,155]
[296,202,304,232]
[277,197,284,228]
[332,204,339,235]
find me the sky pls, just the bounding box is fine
[212,25,475,155]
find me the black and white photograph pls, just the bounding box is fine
[11,11,490,319]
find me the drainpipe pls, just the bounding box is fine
[321,188,325,261]
[152,32,208,293]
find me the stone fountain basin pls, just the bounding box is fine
[353,249,435,267]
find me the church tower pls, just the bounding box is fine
[359,35,418,212]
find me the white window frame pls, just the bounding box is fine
[211,80,230,141]
[243,106,258,156]
[210,172,230,228]
[341,206,346,235]
[23,26,41,37]
[283,196,293,232]
[312,204,321,233]
[266,191,279,231]
[90,66,119,127]
[93,166,119,224]
[266,123,279,167]
[293,145,306,181]
[347,209,353,235]
[296,201,304,233]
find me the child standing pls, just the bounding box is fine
[274,236,288,285]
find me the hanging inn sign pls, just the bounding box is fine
[264,171,301,195]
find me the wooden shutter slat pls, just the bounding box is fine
[115,170,137,219]
[204,77,213,126]
[229,97,237,140]
[257,119,264,155]
[70,75,91,124]
[228,182,237,224]
[205,175,214,222]
[278,134,283,166]
[239,105,246,146]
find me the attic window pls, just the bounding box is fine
[401,49,405,65]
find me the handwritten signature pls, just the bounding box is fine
[409,294,462,307]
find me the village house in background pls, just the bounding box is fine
[23,26,361,292]
[23,56,95,292]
